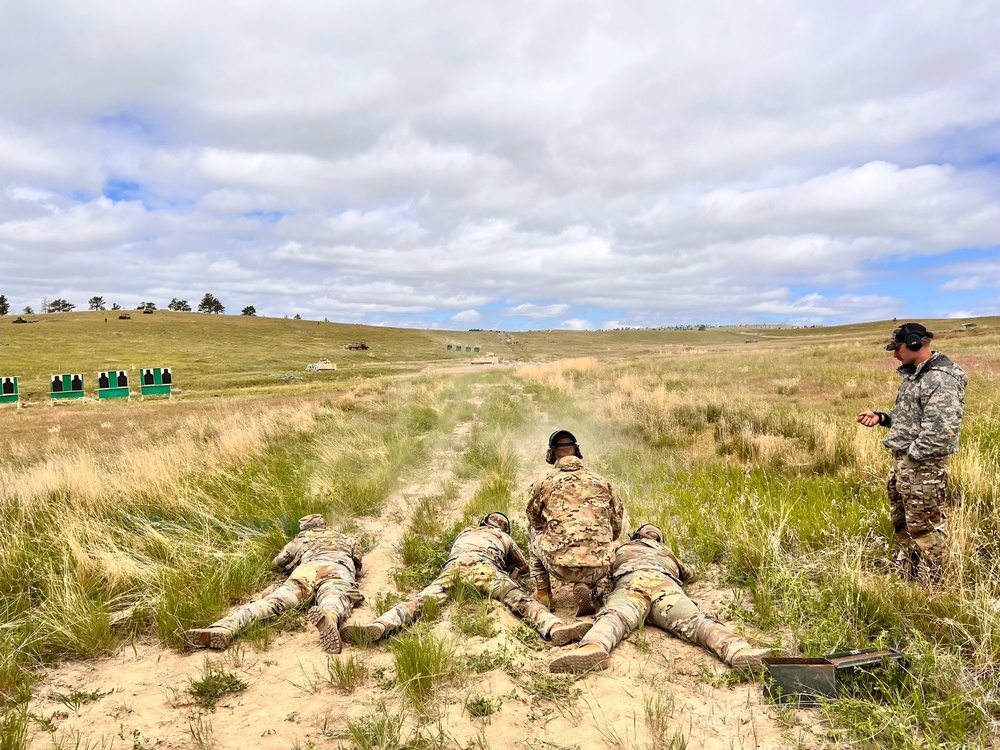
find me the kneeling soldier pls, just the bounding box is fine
[343,512,591,646]
[186,514,363,653]
[550,524,771,673]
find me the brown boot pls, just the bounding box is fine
[573,583,596,617]
[533,588,553,610]
[186,627,233,650]
[728,647,772,669]
[548,621,593,647]
[549,643,610,673]
[307,607,342,653]
[340,622,387,646]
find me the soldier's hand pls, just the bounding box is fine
[857,411,880,428]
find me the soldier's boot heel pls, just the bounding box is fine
[727,647,772,670]
[549,643,610,673]
[340,622,387,646]
[573,583,596,617]
[186,627,233,650]
[308,607,342,653]
[549,621,594,647]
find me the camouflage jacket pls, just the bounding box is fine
[611,538,692,584]
[526,456,624,568]
[882,353,968,462]
[273,528,363,576]
[446,525,530,576]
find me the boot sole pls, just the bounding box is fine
[186,628,232,650]
[339,623,385,646]
[549,649,609,674]
[308,606,342,653]
[573,585,596,617]
[550,621,594,647]
[730,649,772,669]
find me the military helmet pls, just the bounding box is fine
[546,429,583,464]
[479,511,510,534]
[631,524,664,543]
[299,514,327,531]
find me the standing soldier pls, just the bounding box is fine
[186,514,363,653]
[342,512,591,646]
[526,430,624,617]
[550,524,771,673]
[858,322,967,583]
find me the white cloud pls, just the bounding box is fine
[1,2,999,326]
[559,318,592,331]
[451,309,480,324]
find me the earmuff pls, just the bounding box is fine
[903,330,924,352]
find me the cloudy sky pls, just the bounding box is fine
[1,1,999,330]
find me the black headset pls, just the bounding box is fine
[480,512,510,533]
[902,329,925,351]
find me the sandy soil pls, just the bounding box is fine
[26,392,828,750]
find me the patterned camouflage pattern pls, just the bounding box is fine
[876,351,965,582]
[526,456,623,588]
[580,539,751,665]
[203,526,364,639]
[882,353,967,461]
[887,451,949,582]
[371,525,562,638]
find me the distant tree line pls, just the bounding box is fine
[0,293,260,316]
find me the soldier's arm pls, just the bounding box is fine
[525,482,545,531]
[351,540,364,575]
[609,486,624,541]
[908,374,964,462]
[273,538,302,570]
[506,536,531,576]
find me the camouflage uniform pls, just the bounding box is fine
[566,539,753,665]
[526,456,624,591]
[362,525,570,640]
[879,352,967,581]
[187,516,363,651]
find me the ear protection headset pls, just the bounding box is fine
[630,524,664,543]
[902,328,925,352]
[546,430,583,465]
[480,512,510,534]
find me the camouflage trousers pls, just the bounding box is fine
[887,451,949,583]
[210,560,363,636]
[527,527,610,592]
[581,571,750,666]
[373,557,561,638]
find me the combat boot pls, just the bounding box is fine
[548,621,593,647]
[728,647,772,669]
[307,606,342,653]
[573,582,596,617]
[549,643,610,673]
[532,588,553,610]
[186,626,234,650]
[340,622,387,646]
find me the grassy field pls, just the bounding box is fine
[1,314,998,749]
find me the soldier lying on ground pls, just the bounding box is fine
[342,512,592,646]
[186,514,363,653]
[550,524,772,673]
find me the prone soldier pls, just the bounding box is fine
[550,524,771,673]
[186,514,363,653]
[342,512,591,646]
[858,323,968,583]
[526,430,624,616]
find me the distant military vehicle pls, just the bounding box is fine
[344,342,369,350]
[306,357,337,372]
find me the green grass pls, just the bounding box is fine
[186,658,247,710]
[389,628,460,711]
